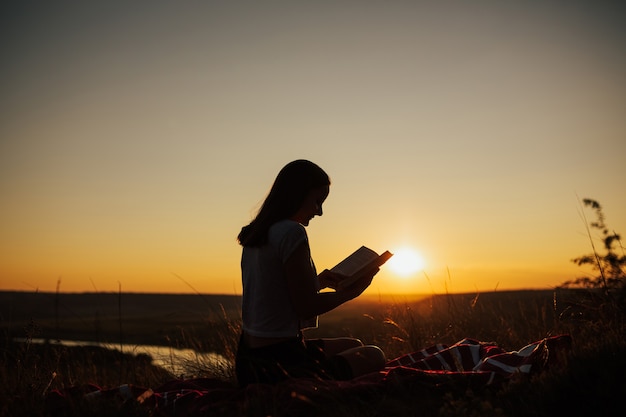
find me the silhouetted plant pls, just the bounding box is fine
[563,198,625,292]
[559,198,626,328]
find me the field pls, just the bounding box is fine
[2,288,625,416]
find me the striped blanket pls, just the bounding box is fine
[382,334,571,386]
[46,335,571,416]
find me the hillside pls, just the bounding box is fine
[0,289,573,354]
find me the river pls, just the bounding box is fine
[15,338,230,376]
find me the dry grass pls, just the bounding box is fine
[1,288,625,416]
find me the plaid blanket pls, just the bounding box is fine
[46,335,572,416]
[383,334,571,386]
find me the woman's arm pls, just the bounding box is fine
[285,242,375,318]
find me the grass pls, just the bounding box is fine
[1,287,625,416]
[5,197,623,415]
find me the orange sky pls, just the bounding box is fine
[1,1,625,295]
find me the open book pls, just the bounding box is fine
[325,246,393,290]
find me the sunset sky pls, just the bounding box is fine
[1,1,625,296]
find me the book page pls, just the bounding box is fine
[330,246,379,277]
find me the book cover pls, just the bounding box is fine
[326,246,393,290]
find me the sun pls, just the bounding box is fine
[388,247,425,277]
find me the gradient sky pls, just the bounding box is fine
[1,1,625,295]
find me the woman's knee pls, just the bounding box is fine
[339,345,386,377]
[360,345,386,368]
[321,337,364,355]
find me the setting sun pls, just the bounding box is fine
[388,247,425,277]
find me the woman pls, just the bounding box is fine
[235,159,386,387]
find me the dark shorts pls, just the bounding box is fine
[235,334,353,387]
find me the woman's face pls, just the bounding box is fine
[290,185,329,226]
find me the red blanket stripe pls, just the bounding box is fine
[384,335,570,384]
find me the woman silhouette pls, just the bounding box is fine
[235,159,386,387]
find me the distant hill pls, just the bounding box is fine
[1,291,242,350]
[1,289,573,352]
[0,291,241,320]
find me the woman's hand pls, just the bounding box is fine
[337,267,379,300]
[286,243,380,317]
[317,269,345,289]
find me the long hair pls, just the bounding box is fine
[238,160,330,247]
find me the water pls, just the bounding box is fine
[15,338,230,376]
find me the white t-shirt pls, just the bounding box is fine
[241,219,319,338]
